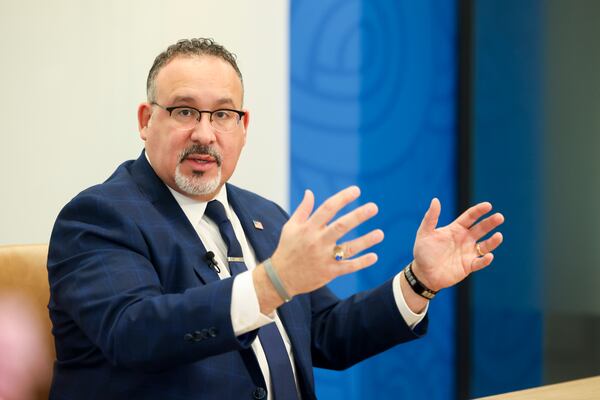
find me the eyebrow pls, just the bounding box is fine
[171,96,237,108]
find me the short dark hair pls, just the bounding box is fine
[146,38,243,102]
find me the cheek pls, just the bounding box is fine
[147,130,186,170]
[219,139,245,171]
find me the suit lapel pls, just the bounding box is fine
[129,151,220,284]
[226,184,278,263]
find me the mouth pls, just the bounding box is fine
[183,154,216,171]
[185,154,217,164]
[179,145,222,163]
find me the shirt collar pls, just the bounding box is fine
[167,184,231,225]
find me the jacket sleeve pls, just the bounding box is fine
[309,278,428,371]
[48,193,257,372]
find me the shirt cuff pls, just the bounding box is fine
[393,271,428,329]
[230,270,276,336]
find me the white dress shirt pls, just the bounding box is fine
[167,185,428,399]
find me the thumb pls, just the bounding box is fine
[417,198,441,236]
[289,189,315,223]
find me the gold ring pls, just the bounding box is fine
[476,243,485,257]
[333,245,344,261]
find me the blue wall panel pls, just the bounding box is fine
[291,1,457,398]
[470,0,543,396]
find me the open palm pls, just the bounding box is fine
[412,198,504,291]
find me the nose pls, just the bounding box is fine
[189,114,216,144]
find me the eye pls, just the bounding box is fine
[173,107,197,119]
[213,110,233,121]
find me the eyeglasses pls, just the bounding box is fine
[151,102,245,133]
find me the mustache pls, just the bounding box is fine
[178,145,222,166]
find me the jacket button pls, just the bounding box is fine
[252,387,267,399]
[193,331,204,341]
[208,327,218,337]
[184,333,193,342]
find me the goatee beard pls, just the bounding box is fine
[174,144,223,196]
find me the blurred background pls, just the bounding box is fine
[1,0,599,399]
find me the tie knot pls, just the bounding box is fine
[205,200,229,225]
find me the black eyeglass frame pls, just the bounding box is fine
[151,102,246,127]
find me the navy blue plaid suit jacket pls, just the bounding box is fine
[47,152,427,400]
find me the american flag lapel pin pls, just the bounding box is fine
[253,220,264,230]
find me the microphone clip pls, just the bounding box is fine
[204,251,221,273]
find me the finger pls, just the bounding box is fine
[470,253,494,273]
[289,189,315,224]
[309,186,361,227]
[417,198,441,236]
[476,232,503,255]
[336,229,384,259]
[333,253,378,276]
[323,202,379,242]
[455,202,493,228]
[469,213,505,240]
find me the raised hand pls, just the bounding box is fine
[270,186,384,298]
[411,198,504,292]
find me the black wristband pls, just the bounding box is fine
[404,262,438,300]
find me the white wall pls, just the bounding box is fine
[0,1,289,244]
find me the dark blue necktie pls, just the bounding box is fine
[205,200,299,400]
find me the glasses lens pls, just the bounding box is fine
[171,107,200,129]
[211,110,240,132]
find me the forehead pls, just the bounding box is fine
[154,55,243,106]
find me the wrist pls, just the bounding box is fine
[270,253,296,298]
[411,260,440,292]
[404,261,438,300]
[399,271,429,313]
[263,258,293,302]
[252,265,284,315]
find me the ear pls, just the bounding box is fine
[138,103,153,141]
[241,109,250,145]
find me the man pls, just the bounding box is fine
[48,38,504,400]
